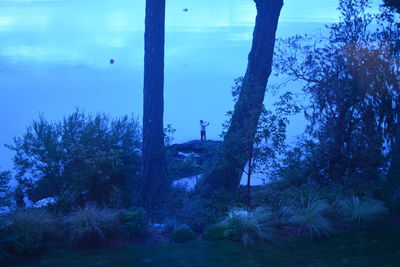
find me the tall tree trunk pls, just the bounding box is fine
[329,105,347,180]
[388,120,400,186]
[142,0,168,212]
[202,0,284,191]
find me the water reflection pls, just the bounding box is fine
[0,0,344,67]
[0,0,345,169]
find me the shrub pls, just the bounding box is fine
[122,208,148,237]
[7,111,142,210]
[171,227,197,243]
[224,208,275,246]
[202,225,226,241]
[0,216,12,260]
[284,197,333,238]
[63,203,121,247]
[177,190,240,233]
[223,216,243,242]
[7,209,54,254]
[337,195,388,225]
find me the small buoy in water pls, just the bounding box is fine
[183,8,188,12]
[109,59,115,64]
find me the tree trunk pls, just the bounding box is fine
[246,145,254,209]
[202,0,284,191]
[388,121,400,186]
[141,0,168,211]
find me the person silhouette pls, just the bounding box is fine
[200,120,209,141]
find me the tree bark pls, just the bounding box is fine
[388,120,400,185]
[202,0,284,191]
[141,0,168,210]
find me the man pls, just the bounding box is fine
[200,120,209,141]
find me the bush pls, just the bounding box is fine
[0,216,12,260]
[122,208,148,237]
[283,197,333,238]
[7,209,54,254]
[171,227,197,243]
[224,208,275,246]
[177,190,240,233]
[7,111,142,210]
[223,216,243,242]
[202,225,226,241]
[63,203,121,247]
[337,195,388,225]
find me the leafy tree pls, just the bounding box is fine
[383,0,400,13]
[275,0,400,184]
[7,111,142,210]
[203,0,284,192]
[222,79,300,206]
[142,0,169,214]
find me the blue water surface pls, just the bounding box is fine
[0,0,343,169]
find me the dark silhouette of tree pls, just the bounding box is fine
[202,0,284,191]
[142,0,169,213]
[381,1,400,189]
[383,0,400,13]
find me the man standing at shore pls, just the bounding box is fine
[200,120,209,141]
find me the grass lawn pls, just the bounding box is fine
[8,227,400,267]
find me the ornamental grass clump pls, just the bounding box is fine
[224,208,275,246]
[63,202,121,247]
[284,197,333,238]
[337,195,388,226]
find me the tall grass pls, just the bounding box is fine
[63,202,121,247]
[337,195,388,225]
[224,208,275,246]
[284,197,333,238]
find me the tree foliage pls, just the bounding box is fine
[7,110,142,210]
[222,78,300,179]
[0,171,11,208]
[274,0,400,184]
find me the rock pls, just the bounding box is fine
[33,197,56,208]
[172,175,201,191]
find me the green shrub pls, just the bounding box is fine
[7,209,54,254]
[122,208,148,237]
[224,208,275,246]
[7,111,142,211]
[337,195,388,225]
[177,190,240,233]
[1,215,12,260]
[202,225,226,241]
[63,203,121,247]
[223,217,243,242]
[284,197,333,238]
[171,227,197,243]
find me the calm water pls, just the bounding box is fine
[0,0,341,169]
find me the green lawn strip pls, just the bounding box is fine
[8,227,400,267]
